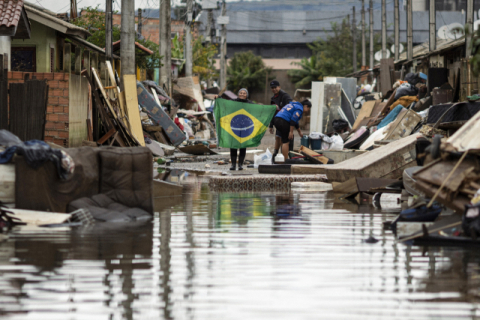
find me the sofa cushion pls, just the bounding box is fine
[98,147,153,214]
[68,194,151,222]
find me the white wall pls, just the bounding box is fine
[0,36,11,71]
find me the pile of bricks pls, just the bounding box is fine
[7,71,70,147]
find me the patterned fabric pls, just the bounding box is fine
[208,174,327,192]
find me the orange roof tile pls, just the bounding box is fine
[0,0,23,28]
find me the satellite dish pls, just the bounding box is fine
[474,20,480,32]
[374,50,391,62]
[445,22,465,39]
[391,43,404,54]
[438,25,449,40]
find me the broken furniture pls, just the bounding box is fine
[15,146,153,220]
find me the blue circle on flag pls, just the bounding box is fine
[231,115,254,138]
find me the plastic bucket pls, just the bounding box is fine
[301,135,310,148]
[310,138,322,151]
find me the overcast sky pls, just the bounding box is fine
[34,0,236,14]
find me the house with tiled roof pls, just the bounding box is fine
[0,0,31,70]
[8,2,97,73]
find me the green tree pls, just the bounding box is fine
[170,35,218,81]
[470,27,480,77]
[288,18,394,88]
[227,51,272,94]
[72,6,162,72]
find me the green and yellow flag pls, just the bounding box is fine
[214,98,276,149]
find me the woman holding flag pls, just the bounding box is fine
[230,88,253,171]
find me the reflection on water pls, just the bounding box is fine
[0,184,480,319]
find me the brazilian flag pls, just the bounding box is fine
[214,98,276,149]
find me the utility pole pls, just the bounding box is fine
[361,0,366,67]
[429,0,436,52]
[381,0,387,59]
[352,6,357,72]
[466,0,473,58]
[105,0,113,61]
[206,9,213,43]
[70,0,78,19]
[206,9,214,87]
[159,0,172,91]
[120,0,135,75]
[394,0,399,60]
[219,0,227,90]
[138,8,142,36]
[407,0,413,61]
[185,0,193,77]
[369,0,373,68]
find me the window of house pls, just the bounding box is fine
[11,47,36,72]
[50,48,55,72]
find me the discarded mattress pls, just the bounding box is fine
[137,82,186,146]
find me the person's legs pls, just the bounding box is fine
[272,136,281,164]
[281,142,290,160]
[238,148,246,170]
[273,118,290,164]
[230,148,237,170]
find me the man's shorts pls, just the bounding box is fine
[273,117,291,144]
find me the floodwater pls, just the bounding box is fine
[1,179,480,320]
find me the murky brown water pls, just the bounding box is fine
[1,181,480,319]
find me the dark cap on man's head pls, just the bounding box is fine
[270,80,280,88]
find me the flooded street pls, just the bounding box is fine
[1,180,480,320]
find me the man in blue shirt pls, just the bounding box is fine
[272,100,312,163]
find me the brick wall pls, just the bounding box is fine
[7,71,70,147]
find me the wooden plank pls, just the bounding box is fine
[299,145,330,164]
[106,61,125,118]
[97,127,116,144]
[86,119,93,141]
[352,100,376,131]
[91,67,118,120]
[123,74,145,146]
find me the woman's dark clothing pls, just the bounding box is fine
[234,98,253,103]
[273,117,291,144]
[230,98,253,167]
